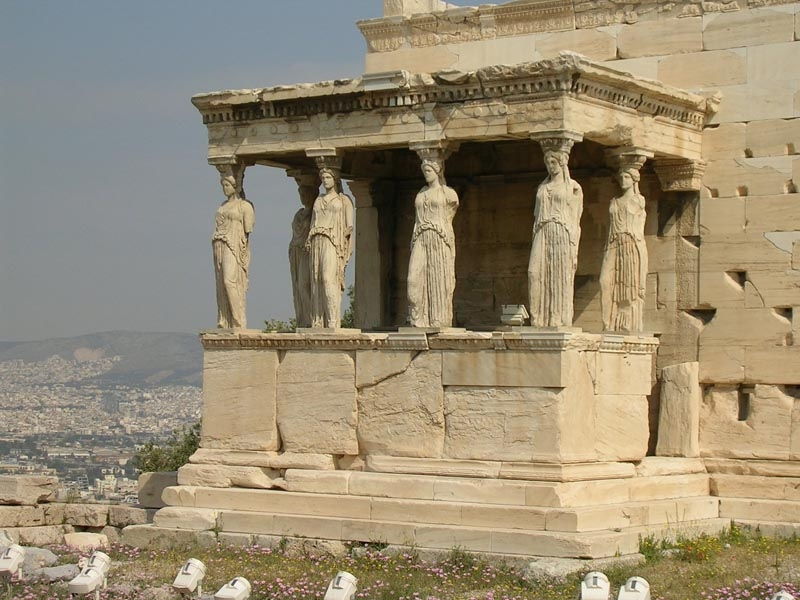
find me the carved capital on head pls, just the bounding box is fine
[287,168,321,188]
[287,168,321,207]
[409,139,458,164]
[305,148,342,173]
[653,158,707,192]
[531,130,583,156]
[210,157,248,197]
[604,146,654,173]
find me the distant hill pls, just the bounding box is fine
[0,331,202,386]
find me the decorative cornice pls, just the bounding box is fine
[191,54,713,132]
[357,1,575,53]
[200,330,659,353]
[358,0,797,51]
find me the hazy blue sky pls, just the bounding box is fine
[1,1,484,341]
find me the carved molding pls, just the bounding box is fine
[653,158,707,192]
[192,55,713,133]
[199,330,659,353]
[604,146,654,171]
[531,129,583,154]
[358,0,575,53]
[305,147,342,173]
[359,0,796,51]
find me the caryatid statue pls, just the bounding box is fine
[407,142,459,328]
[600,148,653,333]
[528,131,584,328]
[305,152,354,329]
[212,163,254,329]
[288,169,319,328]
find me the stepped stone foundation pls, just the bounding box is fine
[132,331,723,558]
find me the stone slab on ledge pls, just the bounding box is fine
[0,476,58,506]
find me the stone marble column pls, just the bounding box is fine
[209,158,253,330]
[287,168,320,328]
[600,147,654,333]
[348,178,385,330]
[528,130,583,328]
[304,148,354,329]
[407,140,459,328]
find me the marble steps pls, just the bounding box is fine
[733,519,800,538]
[175,469,712,509]
[710,474,800,501]
[143,509,729,558]
[719,497,800,523]
[160,485,719,533]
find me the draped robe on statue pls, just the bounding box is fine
[307,192,353,328]
[528,179,582,328]
[289,207,312,327]
[212,198,255,329]
[407,185,459,328]
[600,193,648,332]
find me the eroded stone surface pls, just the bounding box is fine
[202,349,279,451]
[657,362,701,458]
[277,351,358,454]
[64,532,109,551]
[443,387,560,462]
[177,464,280,489]
[0,476,57,506]
[700,385,795,460]
[138,472,178,509]
[358,351,444,457]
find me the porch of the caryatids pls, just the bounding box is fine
[600,147,654,334]
[527,130,583,328]
[406,140,460,329]
[304,148,354,330]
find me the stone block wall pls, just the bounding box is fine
[199,332,656,466]
[360,0,800,460]
[0,475,154,547]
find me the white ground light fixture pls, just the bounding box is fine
[617,576,651,600]
[772,593,795,600]
[214,576,251,600]
[581,571,611,600]
[68,550,111,599]
[0,544,25,581]
[172,558,207,597]
[324,571,358,600]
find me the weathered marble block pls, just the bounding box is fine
[357,351,445,457]
[198,332,656,466]
[201,347,279,451]
[277,350,359,455]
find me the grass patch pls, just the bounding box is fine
[4,529,799,600]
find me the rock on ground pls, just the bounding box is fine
[22,547,59,571]
[522,553,646,580]
[33,564,80,582]
[63,532,109,551]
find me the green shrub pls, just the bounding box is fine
[132,421,200,473]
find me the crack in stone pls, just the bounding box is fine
[356,351,421,390]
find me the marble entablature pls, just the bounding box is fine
[357,0,798,54]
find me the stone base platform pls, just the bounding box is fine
[134,458,728,559]
[708,459,800,537]
[137,330,738,557]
